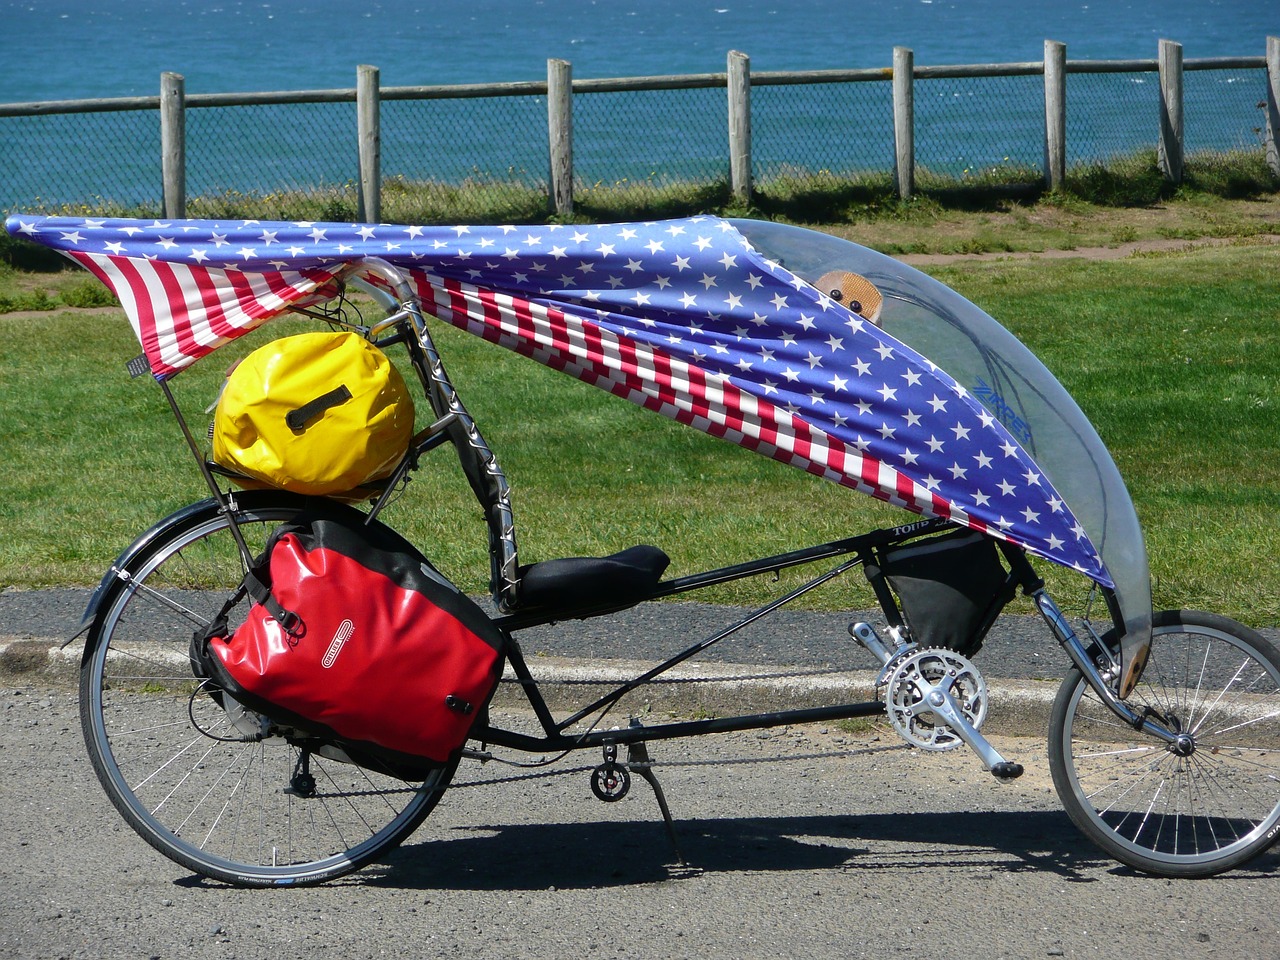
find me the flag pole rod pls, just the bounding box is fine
[156,377,256,568]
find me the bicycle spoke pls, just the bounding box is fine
[1050,612,1280,876]
[80,494,455,886]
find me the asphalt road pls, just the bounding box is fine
[3,682,1279,960]
[3,589,1279,960]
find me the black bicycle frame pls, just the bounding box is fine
[190,260,1148,759]
[470,515,998,756]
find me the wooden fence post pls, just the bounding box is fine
[356,64,381,222]
[1043,40,1067,191]
[160,72,185,218]
[1266,36,1280,178]
[893,46,914,199]
[548,58,574,218]
[728,50,752,203]
[1158,39,1184,183]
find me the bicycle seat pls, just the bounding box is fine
[513,545,670,616]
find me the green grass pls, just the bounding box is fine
[930,243,1280,625]
[5,149,1275,253]
[0,276,116,312]
[0,238,1277,633]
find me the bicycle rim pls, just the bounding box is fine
[80,493,452,887]
[1050,611,1280,877]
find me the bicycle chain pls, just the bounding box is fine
[451,740,906,789]
[311,736,907,796]
[332,670,887,794]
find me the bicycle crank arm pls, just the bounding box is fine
[925,686,1023,780]
[883,646,1022,780]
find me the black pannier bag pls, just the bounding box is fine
[193,512,506,778]
[876,530,1016,658]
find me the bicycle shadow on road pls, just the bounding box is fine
[369,808,1256,891]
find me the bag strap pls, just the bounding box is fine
[285,385,352,433]
[243,566,305,641]
[188,580,253,700]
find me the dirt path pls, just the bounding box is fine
[897,231,1280,266]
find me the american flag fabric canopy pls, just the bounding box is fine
[5,214,1109,588]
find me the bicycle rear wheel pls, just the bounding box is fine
[1048,610,1280,877]
[80,491,455,887]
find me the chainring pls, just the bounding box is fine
[884,646,988,751]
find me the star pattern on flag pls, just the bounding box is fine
[4,213,1109,586]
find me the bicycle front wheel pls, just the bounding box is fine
[1048,610,1280,877]
[80,491,455,887]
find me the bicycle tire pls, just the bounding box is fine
[1048,609,1280,877]
[79,490,456,887]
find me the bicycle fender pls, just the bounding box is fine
[77,491,372,639]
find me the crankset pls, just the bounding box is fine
[851,623,1023,780]
[885,647,987,748]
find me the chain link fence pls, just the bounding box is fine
[914,73,1046,180]
[381,93,550,223]
[1065,64,1268,168]
[2,42,1276,221]
[751,79,891,181]
[1185,65,1273,161]
[1065,71,1161,166]
[3,109,160,211]
[571,84,733,217]
[575,85,728,186]
[184,101,359,219]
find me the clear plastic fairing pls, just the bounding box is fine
[734,220,1152,689]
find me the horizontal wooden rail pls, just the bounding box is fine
[1,39,1274,216]
[1,55,1268,116]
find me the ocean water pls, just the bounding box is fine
[0,0,1275,210]
[1,0,1274,101]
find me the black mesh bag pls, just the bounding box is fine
[878,530,1015,658]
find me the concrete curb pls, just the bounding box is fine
[0,636,1061,739]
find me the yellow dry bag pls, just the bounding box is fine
[212,331,414,497]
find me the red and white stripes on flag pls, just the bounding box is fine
[68,251,340,379]
[412,271,973,524]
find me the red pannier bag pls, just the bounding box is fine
[198,513,505,773]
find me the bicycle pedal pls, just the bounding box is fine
[990,761,1024,781]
